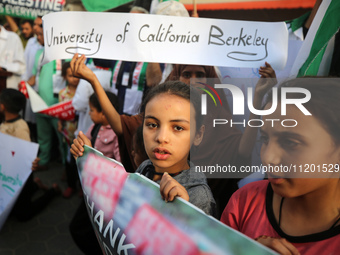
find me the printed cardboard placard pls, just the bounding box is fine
[76,146,276,255]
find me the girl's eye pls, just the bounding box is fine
[196,72,206,79]
[181,72,191,79]
[279,138,300,149]
[174,126,184,131]
[146,122,158,129]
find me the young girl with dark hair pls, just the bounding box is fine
[134,81,215,216]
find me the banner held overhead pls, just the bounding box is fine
[42,12,288,70]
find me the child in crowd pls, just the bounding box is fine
[85,92,121,162]
[58,62,80,198]
[70,56,216,216]
[221,78,340,254]
[0,88,60,221]
[135,81,216,215]
[0,89,30,141]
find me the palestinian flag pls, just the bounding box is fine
[81,0,133,12]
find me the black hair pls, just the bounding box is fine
[89,91,119,113]
[133,125,148,157]
[0,89,26,114]
[166,64,219,82]
[140,80,202,130]
[20,19,33,27]
[93,58,116,69]
[264,78,340,145]
[61,61,71,78]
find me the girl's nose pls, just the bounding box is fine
[156,127,169,144]
[260,141,282,167]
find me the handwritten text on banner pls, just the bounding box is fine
[0,133,38,230]
[42,12,288,70]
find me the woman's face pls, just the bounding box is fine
[179,66,207,85]
[260,103,340,198]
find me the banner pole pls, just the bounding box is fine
[193,0,197,17]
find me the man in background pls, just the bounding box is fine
[5,16,34,48]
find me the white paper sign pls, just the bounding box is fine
[0,133,39,230]
[42,12,288,70]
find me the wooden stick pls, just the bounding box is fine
[193,0,197,16]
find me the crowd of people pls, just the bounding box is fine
[0,0,339,254]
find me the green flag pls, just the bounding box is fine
[297,0,340,77]
[0,0,64,19]
[81,0,133,12]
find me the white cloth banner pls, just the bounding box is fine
[0,133,39,230]
[42,12,288,70]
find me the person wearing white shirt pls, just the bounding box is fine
[0,25,25,89]
[22,36,43,82]
[22,17,44,140]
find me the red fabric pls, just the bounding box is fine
[221,180,340,255]
[221,181,276,237]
